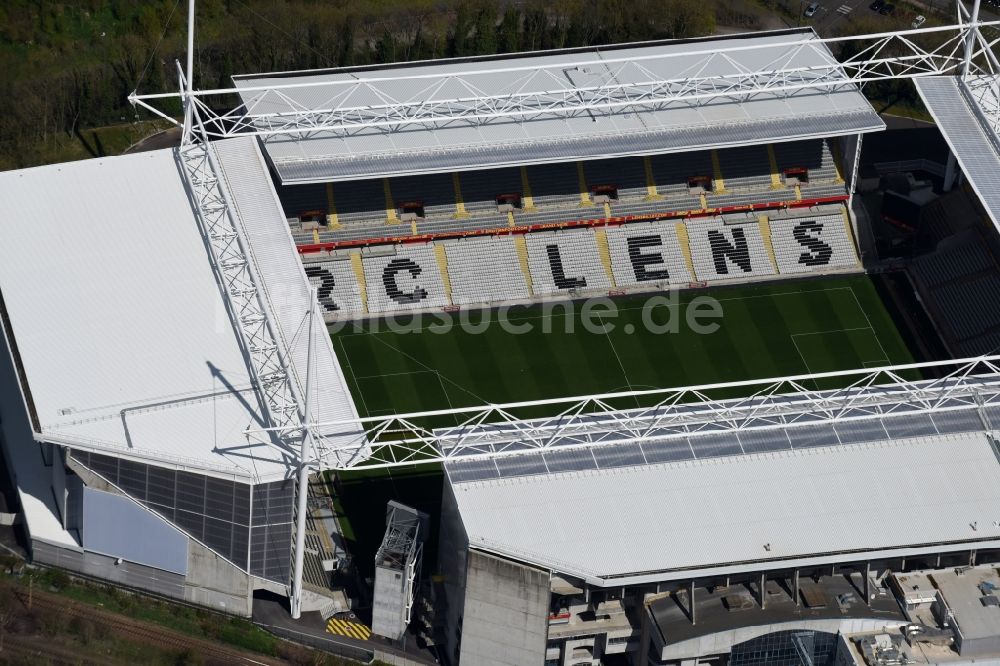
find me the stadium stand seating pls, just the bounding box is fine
[387,172,455,221]
[361,243,450,312]
[302,256,366,314]
[933,275,1000,340]
[912,236,994,288]
[772,139,841,182]
[524,162,584,209]
[302,204,862,317]
[284,139,849,248]
[524,229,612,297]
[443,236,531,305]
[768,212,860,275]
[684,217,778,282]
[649,151,713,198]
[909,230,1000,357]
[458,167,524,214]
[283,138,865,318]
[581,157,647,201]
[605,221,694,287]
[714,145,774,192]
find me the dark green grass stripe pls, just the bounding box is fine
[331,275,917,413]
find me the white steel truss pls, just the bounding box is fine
[177,81,306,454]
[374,503,426,635]
[153,2,1000,617]
[131,21,1000,142]
[260,356,1000,472]
[178,83,317,618]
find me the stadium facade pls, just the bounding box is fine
[0,137,359,615]
[1,13,1000,666]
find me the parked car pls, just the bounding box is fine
[911,15,926,28]
[879,3,895,14]
[804,2,820,16]
[870,0,885,10]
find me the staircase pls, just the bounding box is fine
[593,229,617,287]
[349,251,369,313]
[514,236,535,295]
[711,150,728,194]
[757,215,780,272]
[675,222,696,279]
[434,243,454,304]
[766,145,784,189]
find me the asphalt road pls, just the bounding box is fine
[792,0,910,36]
[795,0,1000,37]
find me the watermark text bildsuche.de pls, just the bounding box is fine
[325,292,724,336]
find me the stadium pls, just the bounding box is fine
[1,4,1000,665]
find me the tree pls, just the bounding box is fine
[473,6,498,56]
[497,7,520,53]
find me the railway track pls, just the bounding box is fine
[16,589,284,665]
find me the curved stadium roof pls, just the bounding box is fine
[0,137,360,482]
[233,28,885,184]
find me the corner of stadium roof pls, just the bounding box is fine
[442,372,1000,587]
[0,136,360,483]
[232,27,885,185]
[914,76,1000,235]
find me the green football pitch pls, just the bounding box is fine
[331,274,914,420]
[328,274,916,580]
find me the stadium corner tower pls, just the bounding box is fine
[5,25,1000,666]
[0,136,360,616]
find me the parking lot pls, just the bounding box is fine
[795,0,1000,35]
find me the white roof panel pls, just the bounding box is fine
[914,76,1000,234]
[234,29,883,184]
[449,434,1000,585]
[0,139,358,481]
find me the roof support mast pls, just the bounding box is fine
[962,0,982,78]
[176,0,317,619]
[290,290,317,619]
[183,0,196,144]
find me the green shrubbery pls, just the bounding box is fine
[0,0,716,169]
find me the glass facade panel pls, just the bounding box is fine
[70,451,254,572]
[729,630,838,666]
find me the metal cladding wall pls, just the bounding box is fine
[249,479,294,584]
[71,451,251,567]
[70,451,294,584]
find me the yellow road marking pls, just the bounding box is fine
[327,617,372,641]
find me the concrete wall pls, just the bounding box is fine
[373,563,408,640]
[64,451,253,616]
[458,550,550,666]
[437,480,469,665]
[184,538,252,615]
